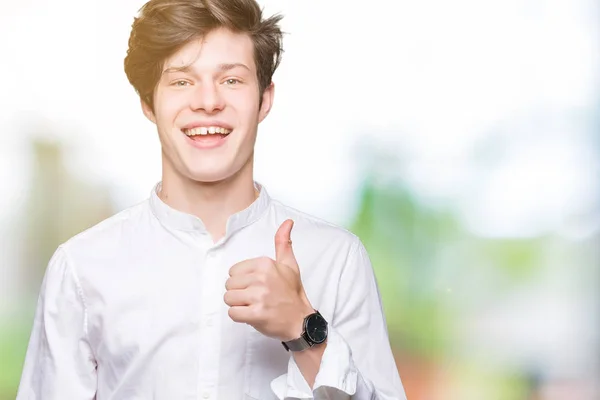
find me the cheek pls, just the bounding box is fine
[227,86,260,112]
[154,91,187,124]
[233,97,260,125]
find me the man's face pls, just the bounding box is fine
[143,28,274,184]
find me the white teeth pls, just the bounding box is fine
[184,126,231,136]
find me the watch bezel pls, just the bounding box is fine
[303,311,328,345]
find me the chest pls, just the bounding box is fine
[81,232,343,398]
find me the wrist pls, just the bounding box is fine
[281,303,314,342]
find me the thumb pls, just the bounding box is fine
[275,219,297,268]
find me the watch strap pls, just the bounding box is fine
[281,334,312,352]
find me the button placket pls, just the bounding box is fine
[197,248,222,398]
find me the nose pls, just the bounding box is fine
[189,82,225,113]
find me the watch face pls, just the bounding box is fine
[305,313,328,344]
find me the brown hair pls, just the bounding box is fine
[124,0,284,111]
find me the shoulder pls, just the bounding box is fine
[59,199,151,262]
[267,199,363,254]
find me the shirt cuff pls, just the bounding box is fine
[270,327,358,399]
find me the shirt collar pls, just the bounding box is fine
[149,181,271,236]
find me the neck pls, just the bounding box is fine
[159,158,257,243]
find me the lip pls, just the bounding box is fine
[181,120,234,131]
[183,131,230,150]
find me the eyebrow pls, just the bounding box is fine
[162,63,251,75]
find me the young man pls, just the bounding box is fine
[17,0,406,399]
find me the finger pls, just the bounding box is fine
[228,305,256,324]
[228,259,258,276]
[223,289,252,307]
[274,219,296,266]
[225,274,256,291]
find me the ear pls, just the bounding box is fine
[141,98,157,124]
[258,82,275,124]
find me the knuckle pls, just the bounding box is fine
[252,304,265,320]
[260,256,273,268]
[256,272,268,285]
[259,286,271,301]
[252,288,264,303]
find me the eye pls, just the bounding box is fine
[223,78,241,85]
[172,80,190,87]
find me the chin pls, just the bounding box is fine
[183,166,236,184]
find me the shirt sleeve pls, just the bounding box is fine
[16,246,98,400]
[271,238,407,399]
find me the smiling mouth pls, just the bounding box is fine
[183,126,232,136]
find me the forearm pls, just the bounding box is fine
[291,340,327,388]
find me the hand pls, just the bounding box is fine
[224,219,314,341]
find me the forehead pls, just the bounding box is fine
[164,28,256,72]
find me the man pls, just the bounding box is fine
[17,0,406,399]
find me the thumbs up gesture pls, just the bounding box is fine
[224,219,315,341]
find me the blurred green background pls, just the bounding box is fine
[0,0,598,399]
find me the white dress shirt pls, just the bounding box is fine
[17,182,406,400]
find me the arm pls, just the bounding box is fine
[273,237,406,399]
[16,246,97,400]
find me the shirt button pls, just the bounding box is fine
[205,317,213,327]
[202,392,211,399]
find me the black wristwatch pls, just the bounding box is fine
[282,310,328,352]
